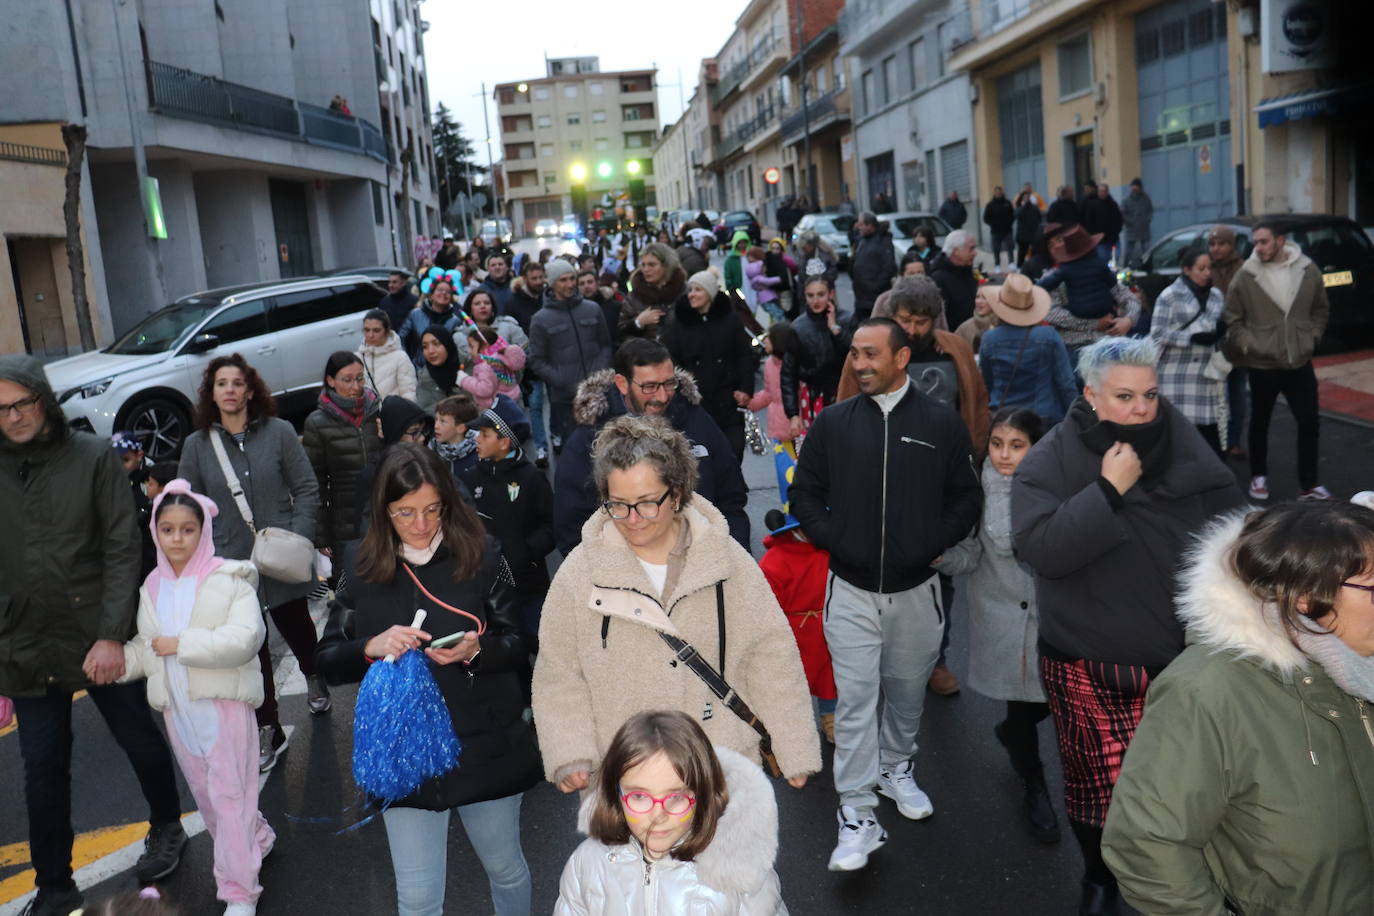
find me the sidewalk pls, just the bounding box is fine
[1315,349,1374,427]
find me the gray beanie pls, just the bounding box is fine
[544,259,576,285]
[687,269,720,300]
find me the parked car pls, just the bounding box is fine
[714,210,762,247]
[878,212,952,262]
[480,218,514,245]
[322,265,409,283]
[1130,214,1374,349]
[560,215,579,238]
[533,218,561,238]
[46,276,385,462]
[790,212,856,268]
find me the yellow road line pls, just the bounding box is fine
[1,691,90,739]
[0,821,151,904]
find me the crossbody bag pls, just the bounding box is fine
[208,431,316,585]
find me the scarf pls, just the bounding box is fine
[422,324,463,394]
[317,388,377,428]
[1072,398,1173,489]
[400,530,443,566]
[1180,274,1212,313]
[1293,624,1374,702]
[434,431,477,464]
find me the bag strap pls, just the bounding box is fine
[997,326,1034,406]
[401,561,487,635]
[208,431,255,533]
[715,580,725,679]
[656,628,769,746]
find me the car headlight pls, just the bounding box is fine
[59,377,114,403]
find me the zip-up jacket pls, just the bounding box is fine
[527,290,613,403]
[1222,242,1329,371]
[461,449,555,598]
[789,384,982,593]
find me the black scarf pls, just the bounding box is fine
[1180,274,1212,312]
[1071,398,1173,489]
[421,325,462,395]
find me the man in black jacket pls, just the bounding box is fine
[982,186,1015,269]
[1046,185,1080,227]
[378,270,419,331]
[790,319,981,872]
[927,230,979,329]
[848,212,898,325]
[0,356,187,915]
[553,338,750,554]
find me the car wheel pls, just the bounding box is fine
[123,397,191,462]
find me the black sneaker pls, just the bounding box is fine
[20,887,83,916]
[134,821,188,883]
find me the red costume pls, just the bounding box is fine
[759,532,835,701]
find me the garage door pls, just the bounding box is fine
[996,63,1047,201]
[940,141,970,202]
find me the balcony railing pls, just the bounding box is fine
[717,106,776,160]
[0,141,67,168]
[779,88,849,144]
[710,32,782,108]
[147,60,388,164]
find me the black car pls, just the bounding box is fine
[714,210,762,247]
[1132,214,1374,349]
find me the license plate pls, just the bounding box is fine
[1323,270,1353,287]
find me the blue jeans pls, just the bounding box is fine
[14,681,182,893]
[382,794,530,916]
[1226,367,1249,449]
[527,381,547,450]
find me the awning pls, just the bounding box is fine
[1254,86,1358,129]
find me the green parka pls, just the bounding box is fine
[0,355,141,696]
[1103,513,1374,916]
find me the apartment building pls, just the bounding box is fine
[777,19,857,210]
[494,59,658,234]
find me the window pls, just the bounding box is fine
[1147,230,1201,270]
[329,284,384,314]
[815,66,828,94]
[269,288,350,332]
[1058,32,1092,99]
[834,62,844,91]
[543,172,556,185]
[371,181,385,224]
[902,160,923,209]
[570,139,583,151]
[625,133,645,148]
[536,115,552,128]
[624,106,640,121]
[200,300,267,346]
[540,143,555,157]
[564,84,578,98]
[532,87,550,100]
[589,82,604,95]
[997,63,1044,164]
[594,137,609,151]
[861,70,874,116]
[498,88,516,104]
[567,113,581,125]
[908,38,926,91]
[881,55,896,106]
[592,109,607,123]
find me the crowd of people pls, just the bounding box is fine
[0,203,1369,916]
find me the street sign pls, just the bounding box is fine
[763,167,781,185]
[1199,144,1212,174]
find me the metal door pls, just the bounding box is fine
[996,62,1046,199]
[269,179,315,278]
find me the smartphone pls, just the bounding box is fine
[428,630,469,650]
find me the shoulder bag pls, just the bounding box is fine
[208,431,316,585]
[656,582,784,778]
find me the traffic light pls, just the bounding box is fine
[626,159,642,176]
[569,162,587,182]
[570,183,588,228]
[596,161,613,179]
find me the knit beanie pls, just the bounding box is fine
[545,259,576,285]
[688,269,720,300]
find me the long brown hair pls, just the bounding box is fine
[588,710,728,862]
[356,443,484,583]
[193,353,277,430]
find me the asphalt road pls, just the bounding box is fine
[3,241,1372,914]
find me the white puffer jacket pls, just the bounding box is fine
[554,746,787,915]
[358,330,417,400]
[121,560,266,709]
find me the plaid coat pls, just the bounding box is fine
[1149,278,1225,425]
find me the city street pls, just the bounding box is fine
[2,368,1371,914]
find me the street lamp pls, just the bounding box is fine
[517,82,528,93]
[570,162,588,182]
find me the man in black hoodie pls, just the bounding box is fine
[982,186,1015,269]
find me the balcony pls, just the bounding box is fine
[146,61,388,164]
[717,106,776,161]
[779,88,850,145]
[0,141,66,168]
[711,33,787,108]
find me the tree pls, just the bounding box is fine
[60,123,96,351]
[431,103,488,228]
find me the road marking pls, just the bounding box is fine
[0,692,87,740]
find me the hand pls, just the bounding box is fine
[425,632,480,666]
[1101,441,1142,495]
[1107,317,1133,337]
[733,390,750,407]
[1189,331,1219,347]
[559,770,590,793]
[363,624,433,660]
[789,415,804,439]
[826,301,839,333]
[1095,315,1115,331]
[82,639,126,685]
[151,636,179,657]
[787,774,808,789]
[636,308,663,328]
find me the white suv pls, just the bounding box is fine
[46,275,385,461]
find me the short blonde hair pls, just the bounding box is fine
[591,414,698,508]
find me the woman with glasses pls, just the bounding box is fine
[316,443,540,916]
[1104,500,1374,916]
[302,351,383,561]
[533,415,820,797]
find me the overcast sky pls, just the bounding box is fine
[422,0,743,162]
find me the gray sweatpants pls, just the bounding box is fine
[824,573,944,814]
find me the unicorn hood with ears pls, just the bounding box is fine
[145,478,226,600]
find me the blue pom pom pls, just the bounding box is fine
[353,650,461,802]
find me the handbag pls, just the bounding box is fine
[655,582,784,778]
[1203,348,1233,381]
[208,431,316,585]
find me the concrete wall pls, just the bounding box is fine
[215,0,295,97]
[0,2,85,121]
[194,171,278,290]
[140,0,223,76]
[328,180,383,266]
[148,160,208,300]
[288,0,382,123]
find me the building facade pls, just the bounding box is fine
[1,0,438,349]
[840,0,981,235]
[494,59,658,234]
[777,22,858,212]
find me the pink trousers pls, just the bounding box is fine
[163,700,275,904]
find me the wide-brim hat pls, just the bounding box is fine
[985,274,1051,327]
[1057,224,1103,262]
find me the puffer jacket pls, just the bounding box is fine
[1222,242,1330,370]
[554,746,786,916]
[619,265,688,341]
[532,499,821,786]
[301,393,383,549]
[528,289,614,403]
[1103,513,1374,916]
[0,355,141,696]
[358,330,417,401]
[780,308,851,417]
[661,290,756,433]
[121,560,265,709]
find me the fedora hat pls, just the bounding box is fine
[985,274,1051,327]
[1055,224,1103,262]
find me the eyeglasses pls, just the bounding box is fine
[603,490,672,521]
[1343,582,1374,604]
[334,374,365,387]
[388,503,444,524]
[619,788,697,816]
[631,379,678,395]
[0,395,40,419]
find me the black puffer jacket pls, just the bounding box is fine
[929,250,979,330]
[302,392,383,549]
[849,229,897,316]
[316,536,541,810]
[618,265,688,341]
[661,290,756,434]
[781,308,851,417]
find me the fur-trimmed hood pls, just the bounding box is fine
[628,265,687,308]
[574,745,780,898]
[571,366,702,428]
[1175,511,1309,675]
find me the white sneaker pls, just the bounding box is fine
[878,760,934,820]
[828,805,886,871]
[1248,476,1270,500]
[1299,485,1332,501]
[224,903,257,916]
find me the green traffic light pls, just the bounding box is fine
[597,161,613,178]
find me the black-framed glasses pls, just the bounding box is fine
[631,379,678,395]
[0,395,41,418]
[602,490,672,521]
[619,788,697,816]
[1343,582,1374,604]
